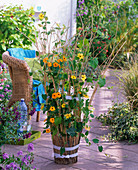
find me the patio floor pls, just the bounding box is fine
[2,69,138,170]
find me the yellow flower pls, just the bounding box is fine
[30,6,34,10]
[47,62,52,67]
[41,105,44,110]
[62,103,66,108]
[64,113,72,119]
[43,118,47,122]
[83,94,89,98]
[50,118,55,124]
[43,57,48,63]
[52,93,58,99]
[57,92,61,98]
[39,13,44,20]
[53,62,59,67]
[63,56,67,61]
[81,75,86,81]
[71,75,76,79]
[77,53,84,59]
[85,126,91,131]
[46,128,51,133]
[49,106,55,111]
[57,59,63,63]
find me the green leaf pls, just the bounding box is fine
[60,147,65,156]
[27,79,30,84]
[29,72,33,76]
[107,86,113,89]
[36,51,39,56]
[87,77,93,83]
[43,130,46,133]
[73,60,76,70]
[69,61,73,71]
[98,77,106,88]
[85,137,89,143]
[42,94,47,100]
[67,127,76,137]
[2,44,6,51]
[54,117,62,126]
[79,82,84,86]
[93,138,99,143]
[90,114,94,118]
[64,73,68,79]
[40,60,44,66]
[89,58,98,69]
[52,128,57,137]
[76,122,83,132]
[98,146,103,152]
[85,131,89,136]
[81,133,85,137]
[78,39,89,48]
[97,30,103,36]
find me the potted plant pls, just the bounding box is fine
[18,8,126,163]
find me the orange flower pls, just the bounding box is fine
[63,56,67,61]
[84,126,91,131]
[52,93,58,99]
[46,128,51,133]
[53,62,59,67]
[57,92,61,98]
[47,62,52,67]
[50,118,55,123]
[78,91,81,94]
[41,105,44,110]
[43,118,47,122]
[57,59,63,63]
[49,106,55,111]
[43,57,48,63]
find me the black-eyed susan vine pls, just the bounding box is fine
[26,11,126,154]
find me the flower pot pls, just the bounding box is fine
[52,134,81,164]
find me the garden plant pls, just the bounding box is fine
[0,0,136,167]
[97,60,138,143]
[77,0,137,68]
[0,143,36,170]
[0,5,36,60]
[16,6,128,163]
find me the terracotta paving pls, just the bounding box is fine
[2,69,138,170]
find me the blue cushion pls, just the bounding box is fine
[33,80,46,111]
[8,48,25,60]
[24,50,36,58]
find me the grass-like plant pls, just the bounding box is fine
[119,60,138,110]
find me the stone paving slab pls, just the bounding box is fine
[2,69,138,170]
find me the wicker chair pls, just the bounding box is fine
[2,51,40,122]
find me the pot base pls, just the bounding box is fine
[54,156,78,164]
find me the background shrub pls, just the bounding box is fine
[119,60,138,110]
[0,5,36,60]
[97,103,138,142]
[77,0,137,67]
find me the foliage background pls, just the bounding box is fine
[0,5,36,60]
